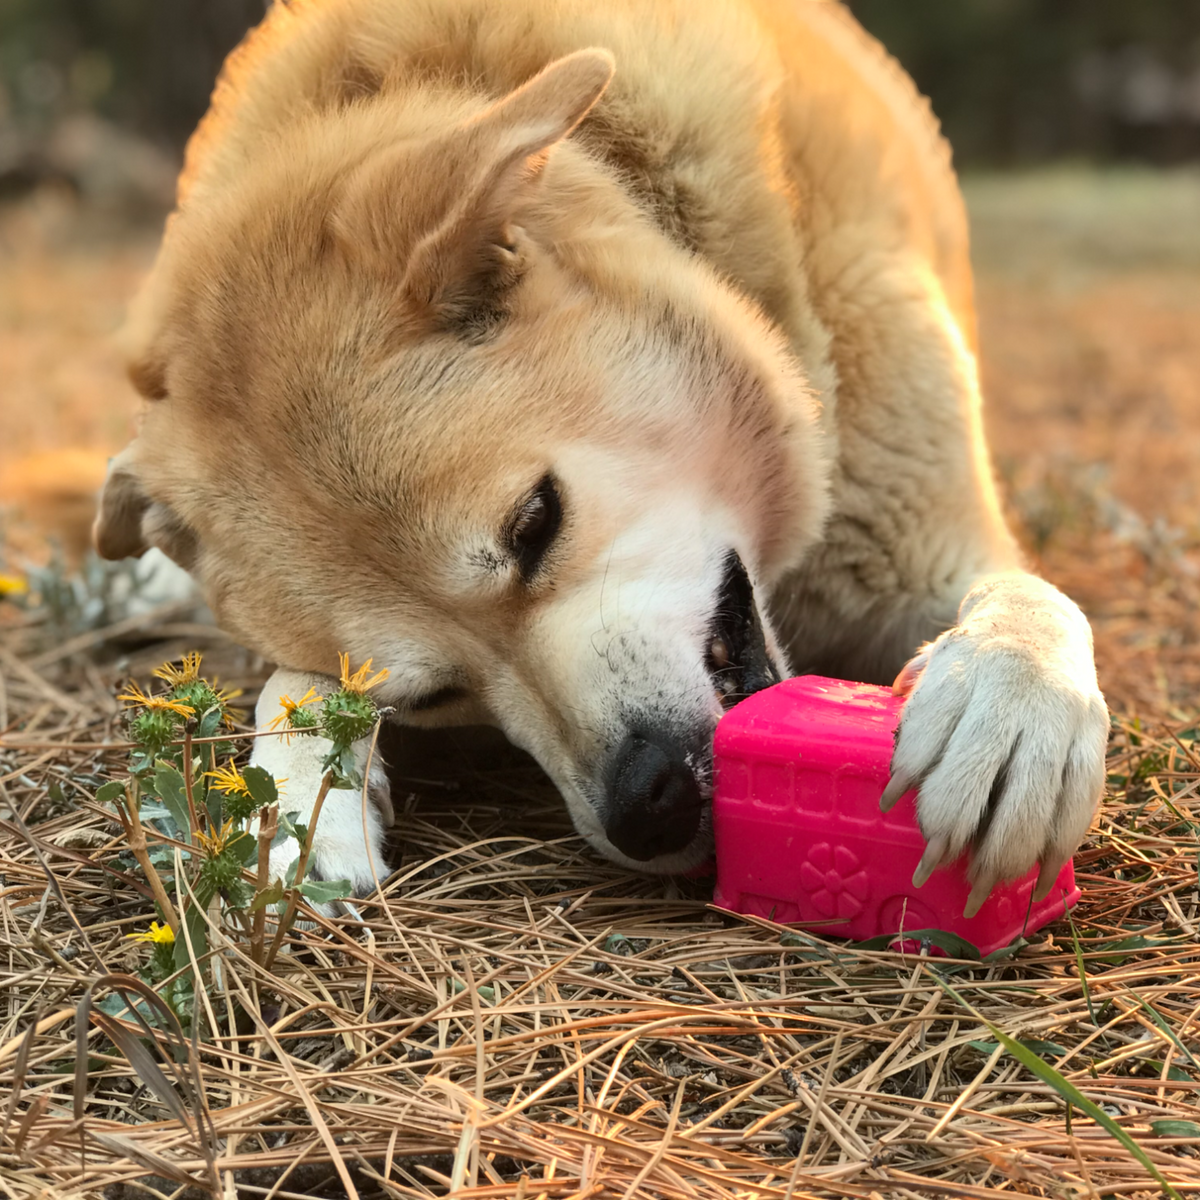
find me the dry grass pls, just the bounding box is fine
[1,168,1199,1198]
[1,607,1199,1199]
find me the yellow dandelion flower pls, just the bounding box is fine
[205,759,287,800]
[0,573,28,597]
[266,687,322,732]
[126,920,175,945]
[151,652,204,687]
[338,652,390,695]
[194,818,236,858]
[206,760,251,796]
[116,681,195,718]
[210,683,246,728]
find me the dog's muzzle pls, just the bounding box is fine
[601,551,779,862]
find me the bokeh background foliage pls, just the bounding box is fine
[0,0,263,149]
[850,0,1200,165]
[4,0,1200,162]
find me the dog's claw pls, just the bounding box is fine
[963,875,995,919]
[1033,854,1069,903]
[912,835,948,888]
[891,647,931,698]
[880,772,914,813]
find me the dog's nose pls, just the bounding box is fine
[604,733,702,861]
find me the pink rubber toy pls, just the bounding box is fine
[712,675,1079,957]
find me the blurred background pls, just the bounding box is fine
[5,1,1200,166]
[1,0,1198,713]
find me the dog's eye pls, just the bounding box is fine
[506,474,562,579]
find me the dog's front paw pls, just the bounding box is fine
[250,669,392,906]
[881,574,1108,916]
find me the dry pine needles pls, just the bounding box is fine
[1,567,1199,1200]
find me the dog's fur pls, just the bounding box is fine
[95,0,1108,914]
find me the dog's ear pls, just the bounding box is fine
[94,447,201,570]
[127,354,169,401]
[337,48,614,326]
[93,447,152,560]
[403,47,615,321]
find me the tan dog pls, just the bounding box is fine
[94,0,1107,914]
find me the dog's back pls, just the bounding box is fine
[173,0,973,387]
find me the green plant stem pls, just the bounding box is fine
[263,770,334,973]
[119,779,180,935]
[1067,906,1107,1050]
[251,805,278,969]
[182,726,200,836]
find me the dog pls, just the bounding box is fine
[93,0,1108,916]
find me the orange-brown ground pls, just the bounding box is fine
[966,169,1200,716]
[2,168,1197,714]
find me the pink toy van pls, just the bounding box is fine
[712,676,1079,957]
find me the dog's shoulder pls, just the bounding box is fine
[746,0,974,352]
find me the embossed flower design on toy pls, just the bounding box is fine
[798,842,870,919]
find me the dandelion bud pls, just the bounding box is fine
[322,690,378,745]
[221,788,262,822]
[131,708,180,757]
[199,850,245,894]
[288,705,319,733]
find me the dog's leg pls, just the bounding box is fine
[248,668,392,899]
[775,259,1107,913]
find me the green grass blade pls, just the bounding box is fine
[990,1028,1182,1198]
[1151,1121,1200,1138]
[1066,907,1104,1042]
[848,927,982,959]
[927,970,1183,1200]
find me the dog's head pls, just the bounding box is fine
[97,50,830,871]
